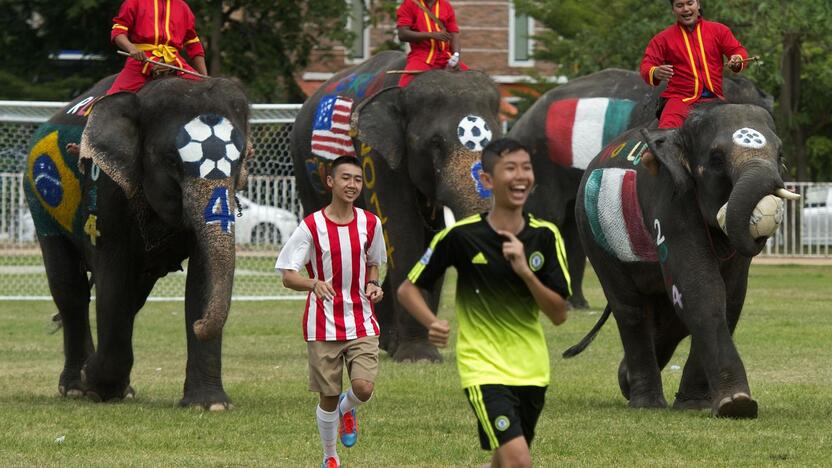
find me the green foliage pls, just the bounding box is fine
[1,265,831,464]
[0,0,355,103]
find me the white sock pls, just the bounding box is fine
[316,405,339,461]
[339,388,370,414]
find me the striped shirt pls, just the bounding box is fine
[276,207,386,341]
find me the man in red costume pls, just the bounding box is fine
[396,0,468,87]
[640,0,748,128]
[107,0,208,95]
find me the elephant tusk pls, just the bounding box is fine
[774,188,801,200]
[716,202,729,235]
[443,206,456,228]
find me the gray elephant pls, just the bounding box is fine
[509,68,773,309]
[25,75,250,407]
[570,102,799,418]
[290,51,499,361]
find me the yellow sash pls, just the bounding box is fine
[135,43,177,64]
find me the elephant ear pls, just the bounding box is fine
[351,87,404,169]
[80,92,142,198]
[639,128,692,194]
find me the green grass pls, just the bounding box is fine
[1,264,831,466]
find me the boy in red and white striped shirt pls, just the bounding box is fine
[277,156,385,468]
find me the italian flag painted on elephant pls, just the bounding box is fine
[545,98,636,169]
[584,168,657,262]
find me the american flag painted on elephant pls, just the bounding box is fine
[545,98,636,169]
[584,168,657,262]
[311,95,356,160]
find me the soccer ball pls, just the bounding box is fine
[176,114,244,179]
[457,115,492,152]
[716,194,784,239]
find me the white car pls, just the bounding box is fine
[802,186,832,245]
[234,194,298,245]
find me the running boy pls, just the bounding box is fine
[397,138,570,468]
[276,156,385,468]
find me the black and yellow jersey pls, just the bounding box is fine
[408,213,571,388]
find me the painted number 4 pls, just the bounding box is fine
[204,187,234,233]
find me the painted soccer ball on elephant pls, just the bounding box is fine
[457,114,492,152]
[717,194,784,239]
[176,114,244,180]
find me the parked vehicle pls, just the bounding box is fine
[234,194,298,245]
[802,186,832,245]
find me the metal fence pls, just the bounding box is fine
[1,101,830,300]
[0,101,305,300]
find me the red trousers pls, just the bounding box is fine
[398,54,468,87]
[107,58,201,94]
[659,97,716,128]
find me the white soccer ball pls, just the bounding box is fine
[176,114,244,179]
[716,194,784,239]
[457,115,492,152]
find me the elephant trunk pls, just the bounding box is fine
[725,162,781,257]
[183,183,236,342]
[438,147,492,222]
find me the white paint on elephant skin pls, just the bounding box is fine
[457,115,492,152]
[732,128,766,149]
[672,284,683,309]
[177,114,243,180]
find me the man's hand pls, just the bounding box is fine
[428,319,450,348]
[728,54,743,72]
[496,230,532,278]
[430,31,453,42]
[366,283,383,304]
[654,64,674,81]
[312,280,336,301]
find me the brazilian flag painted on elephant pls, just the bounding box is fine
[545,98,636,170]
[584,168,657,262]
[25,124,85,238]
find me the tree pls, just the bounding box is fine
[0,0,354,103]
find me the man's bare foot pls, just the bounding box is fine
[65,143,80,155]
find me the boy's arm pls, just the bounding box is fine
[397,280,450,347]
[281,269,335,300]
[497,230,568,326]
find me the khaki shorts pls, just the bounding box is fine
[307,335,379,396]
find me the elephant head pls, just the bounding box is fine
[352,70,501,221]
[80,77,250,341]
[642,103,796,257]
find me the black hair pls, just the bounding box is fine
[330,155,362,174]
[481,138,530,174]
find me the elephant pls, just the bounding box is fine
[568,102,799,418]
[25,74,250,408]
[290,51,499,361]
[509,68,773,310]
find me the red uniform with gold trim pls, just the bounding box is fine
[108,0,205,94]
[396,0,468,87]
[640,18,747,128]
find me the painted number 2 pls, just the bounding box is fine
[653,219,668,263]
[204,187,234,233]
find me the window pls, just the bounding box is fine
[509,3,534,66]
[347,0,370,62]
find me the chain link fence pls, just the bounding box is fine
[0,101,306,300]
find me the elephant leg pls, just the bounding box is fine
[40,236,93,397]
[613,301,667,409]
[82,258,139,402]
[674,260,752,413]
[179,252,230,410]
[562,205,589,310]
[375,275,399,355]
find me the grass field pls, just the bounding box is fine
[1,264,831,466]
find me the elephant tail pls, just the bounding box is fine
[562,304,612,358]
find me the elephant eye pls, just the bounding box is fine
[708,149,725,169]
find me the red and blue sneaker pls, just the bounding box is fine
[322,456,339,468]
[338,392,358,447]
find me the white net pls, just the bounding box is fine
[0,101,307,300]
